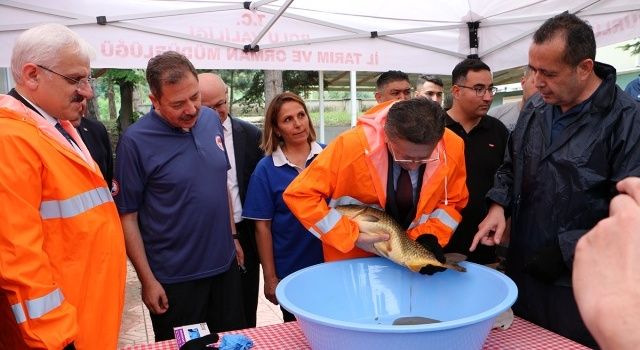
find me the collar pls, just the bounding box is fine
[150,107,200,133]
[15,92,58,126]
[272,141,323,167]
[222,116,232,131]
[444,112,487,131]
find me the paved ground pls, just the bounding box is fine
[117,261,284,348]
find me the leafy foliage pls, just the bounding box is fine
[99,69,146,85]
[212,70,322,113]
[97,69,146,133]
[620,40,640,56]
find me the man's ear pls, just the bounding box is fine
[22,63,40,90]
[577,58,594,81]
[450,85,461,99]
[148,93,159,110]
[374,91,382,103]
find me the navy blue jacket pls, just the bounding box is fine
[487,62,640,344]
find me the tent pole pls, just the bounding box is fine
[247,0,294,50]
[467,21,480,58]
[318,70,325,143]
[0,68,13,94]
[350,70,357,127]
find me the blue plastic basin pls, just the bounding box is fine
[276,257,517,350]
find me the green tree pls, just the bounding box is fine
[620,40,640,55]
[100,69,145,133]
[213,70,322,113]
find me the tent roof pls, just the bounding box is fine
[1,0,639,74]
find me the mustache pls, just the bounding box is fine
[71,94,85,103]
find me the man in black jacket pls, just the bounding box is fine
[72,105,113,191]
[471,12,640,347]
[199,73,263,327]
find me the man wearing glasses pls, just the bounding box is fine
[443,58,509,264]
[0,24,125,349]
[284,98,468,275]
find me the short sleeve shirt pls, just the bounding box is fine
[242,143,325,279]
[114,107,235,284]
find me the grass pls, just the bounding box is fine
[309,110,352,126]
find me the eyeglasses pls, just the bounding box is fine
[37,64,94,89]
[456,84,498,97]
[388,141,439,164]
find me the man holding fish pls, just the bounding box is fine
[283,98,468,274]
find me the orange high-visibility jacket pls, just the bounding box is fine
[284,101,468,262]
[0,95,126,350]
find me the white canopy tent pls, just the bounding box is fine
[2,0,638,72]
[1,0,639,137]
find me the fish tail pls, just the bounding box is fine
[444,262,467,272]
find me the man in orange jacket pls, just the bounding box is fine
[0,24,126,349]
[284,98,468,273]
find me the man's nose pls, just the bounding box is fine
[78,83,94,99]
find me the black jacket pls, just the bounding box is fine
[77,117,113,190]
[487,62,640,344]
[229,115,263,204]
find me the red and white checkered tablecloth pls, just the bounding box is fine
[120,316,589,350]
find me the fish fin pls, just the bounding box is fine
[444,262,467,273]
[444,253,467,264]
[406,263,423,273]
[355,214,380,223]
[374,241,392,258]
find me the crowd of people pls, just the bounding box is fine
[1,11,640,350]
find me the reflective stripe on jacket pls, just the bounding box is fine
[0,95,126,350]
[284,101,468,261]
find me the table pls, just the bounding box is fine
[121,316,589,349]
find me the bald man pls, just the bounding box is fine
[198,73,263,327]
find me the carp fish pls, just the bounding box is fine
[336,205,466,273]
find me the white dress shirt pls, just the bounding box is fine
[223,117,243,223]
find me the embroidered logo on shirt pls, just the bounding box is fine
[215,135,225,151]
[488,143,495,148]
[111,179,120,197]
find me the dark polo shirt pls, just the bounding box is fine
[444,113,509,263]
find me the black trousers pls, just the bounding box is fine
[150,264,248,342]
[281,306,296,322]
[236,220,260,327]
[508,268,598,349]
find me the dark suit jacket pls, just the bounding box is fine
[229,115,263,204]
[76,117,113,190]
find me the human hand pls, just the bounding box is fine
[354,220,389,255]
[263,275,280,305]
[234,237,245,270]
[416,234,446,275]
[141,278,168,314]
[470,204,506,251]
[573,177,640,349]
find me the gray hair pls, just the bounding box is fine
[10,23,95,83]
